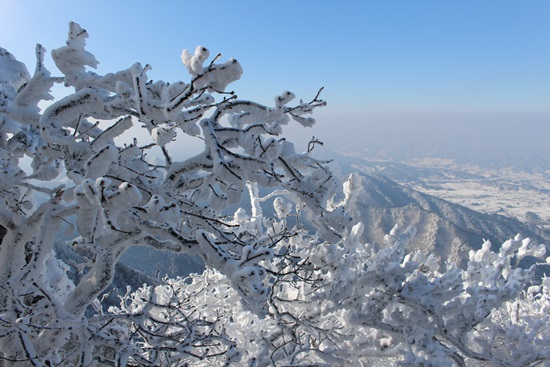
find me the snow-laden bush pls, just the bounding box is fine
[0,23,548,366]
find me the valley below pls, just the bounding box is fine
[344,156,550,242]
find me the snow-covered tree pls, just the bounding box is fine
[0,23,548,366]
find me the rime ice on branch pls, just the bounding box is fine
[0,21,333,366]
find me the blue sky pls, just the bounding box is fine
[2,1,549,153]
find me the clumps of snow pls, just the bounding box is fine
[181,45,210,76]
[181,45,243,92]
[273,197,292,220]
[84,144,117,179]
[151,123,177,147]
[41,250,75,303]
[0,47,30,97]
[51,22,99,89]
[275,91,295,107]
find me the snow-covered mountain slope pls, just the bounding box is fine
[329,150,550,238]
[345,172,545,268]
[53,242,154,311]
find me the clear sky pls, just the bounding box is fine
[1,0,549,155]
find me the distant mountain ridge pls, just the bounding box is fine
[344,171,545,268]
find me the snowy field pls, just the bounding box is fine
[375,158,550,239]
